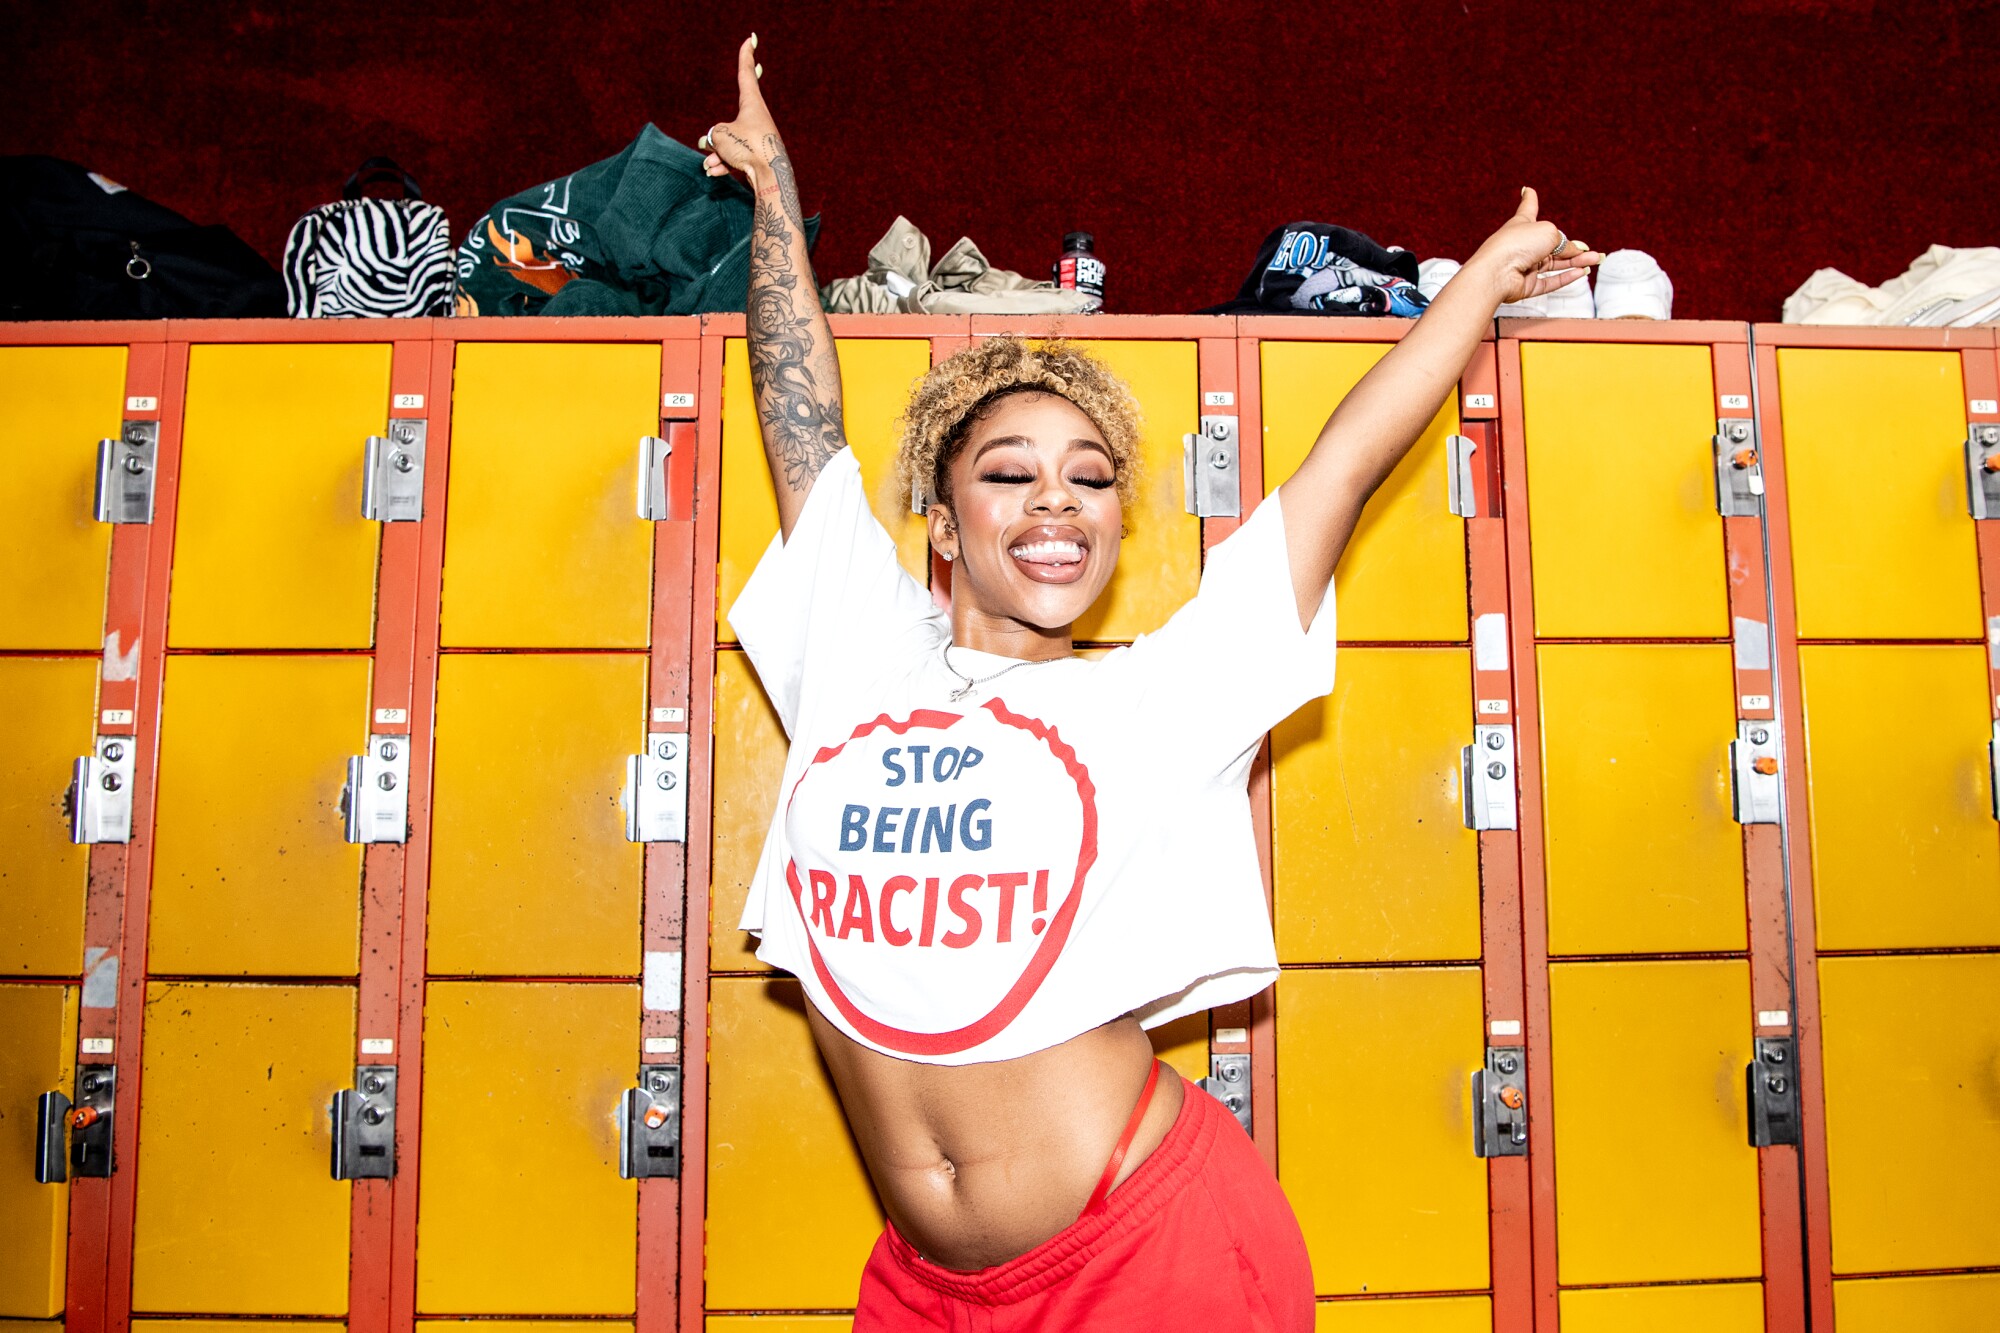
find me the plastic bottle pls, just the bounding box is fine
[1054,231,1105,312]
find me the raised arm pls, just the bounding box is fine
[702,36,846,538]
[1276,190,1601,626]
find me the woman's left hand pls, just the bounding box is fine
[1467,187,1603,305]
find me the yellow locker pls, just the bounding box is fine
[707,977,882,1311]
[710,648,788,974]
[0,985,76,1317]
[1060,340,1200,644]
[1276,968,1489,1297]
[428,653,643,977]
[0,659,94,975]
[1520,342,1728,638]
[131,982,353,1314]
[1833,1272,2000,1332]
[416,982,636,1314]
[1819,955,2000,1273]
[149,655,368,976]
[442,343,659,649]
[170,344,388,649]
[131,1324,342,1333]
[716,338,933,644]
[1775,348,1981,639]
[0,345,123,650]
[1273,648,1478,963]
[708,1320,851,1332]
[1146,1011,1210,1083]
[1558,1282,1764,1332]
[1261,341,1468,642]
[1798,644,1997,949]
[1537,643,1744,955]
[1548,960,1760,1285]
[1312,1297,1491,1333]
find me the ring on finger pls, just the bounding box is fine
[1548,230,1569,260]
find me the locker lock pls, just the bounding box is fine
[1460,725,1518,831]
[362,420,427,522]
[1445,434,1479,518]
[94,420,158,524]
[624,733,689,843]
[619,1065,681,1179]
[1968,424,2000,520]
[1198,1053,1253,1137]
[330,1065,398,1179]
[341,735,410,845]
[1729,721,1783,826]
[1181,416,1242,518]
[1713,419,1764,517]
[36,1064,116,1183]
[1747,1037,1800,1147]
[67,736,137,845]
[1472,1046,1528,1158]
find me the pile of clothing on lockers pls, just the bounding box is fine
[5,130,1998,327]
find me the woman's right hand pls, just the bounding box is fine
[699,35,780,181]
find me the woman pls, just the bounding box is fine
[700,35,1598,1331]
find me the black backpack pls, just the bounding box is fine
[0,156,285,320]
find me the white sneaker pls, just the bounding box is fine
[1595,249,1673,319]
[1418,257,1460,302]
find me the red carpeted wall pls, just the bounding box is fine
[7,0,1994,319]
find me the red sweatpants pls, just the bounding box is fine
[854,1076,1314,1332]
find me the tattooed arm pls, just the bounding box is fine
[702,35,847,537]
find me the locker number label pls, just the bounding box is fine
[1464,393,1496,411]
[1720,394,1750,410]
[125,396,158,412]
[374,707,408,725]
[663,392,696,409]
[392,393,425,410]
[1478,698,1509,715]
[1740,694,1771,712]
[81,1037,114,1055]
[1202,391,1235,407]
[100,708,134,726]
[1972,399,1999,415]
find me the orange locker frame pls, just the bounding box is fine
[1749,323,2000,1333]
[1496,319,1804,1333]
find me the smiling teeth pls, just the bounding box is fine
[1010,540,1084,562]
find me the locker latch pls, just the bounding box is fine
[362,420,426,522]
[1181,416,1242,518]
[36,1063,116,1182]
[340,734,410,845]
[1445,434,1478,518]
[1729,721,1783,826]
[330,1065,397,1179]
[94,420,158,524]
[1712,419,1764,517]
[1746,1037,1799,1147]
[67,735,136,845]
[1472,1046,1528,1158]
[624,733,689,843]
[1989,721,1999,822]
[1198,1053,1253,1137]
[1968,423,2000,520]
[619,1064,681,1178]
[638,435,674,521]
[1460,724,1518,831]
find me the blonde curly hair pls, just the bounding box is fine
[894,337,1142,513]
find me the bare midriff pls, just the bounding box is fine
[805,1006,1187,1272]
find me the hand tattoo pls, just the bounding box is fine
[745,135,845,492]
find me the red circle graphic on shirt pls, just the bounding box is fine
[783,696,1098,1057]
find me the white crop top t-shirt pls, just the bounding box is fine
[730,448,1337,1066]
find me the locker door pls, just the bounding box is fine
[1817,956,2000,1276]
[706,978,881,1312]
[0,984,77,1316]
[1774,348,1980,639]
[1796,645,1996,948]
[1558,1283,1764,1331]
[1277,969,1490,1298]
[149,655,369,976]
[169,344,388,649]
[1536,644,1743,955]
[1261,340,1467,641]
[1832,1272,2000,1332]
[710,649,787,975]
[716,337,932,643]
[0,344,124,649]
[131,982,353,1313]
[1312,1297,1492,1332]
[416,982,637,1314]
[1521,342,1727,638]
[1547,961,1761,1285]
[0,659,95,975]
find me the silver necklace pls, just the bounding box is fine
[941,644,1047,702]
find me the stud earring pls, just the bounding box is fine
[942,551,955,562]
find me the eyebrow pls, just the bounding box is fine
[971,435,1115,466]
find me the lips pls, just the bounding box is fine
[1007,525,1090,584]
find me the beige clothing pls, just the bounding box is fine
[822,216,1095,316]
[1783,245,2000,326]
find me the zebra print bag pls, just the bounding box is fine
[283,158,452,318]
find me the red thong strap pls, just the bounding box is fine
[1082,1058,1165,1217]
